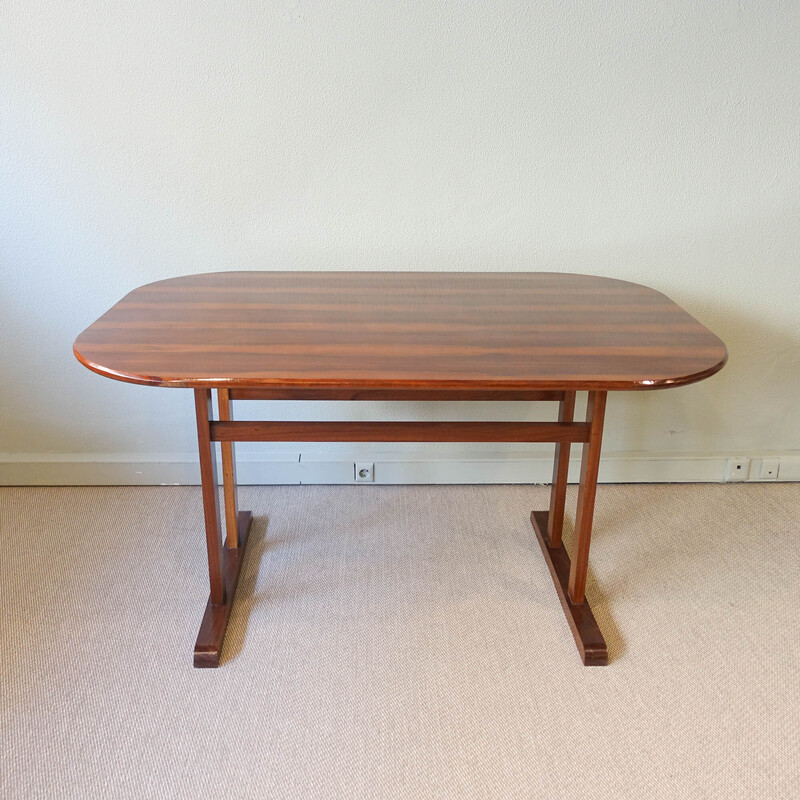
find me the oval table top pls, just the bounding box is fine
[73,271,727,391]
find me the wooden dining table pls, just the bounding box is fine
[73,271,727,667]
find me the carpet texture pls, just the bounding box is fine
[1,483,798,799]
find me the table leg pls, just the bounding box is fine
[568,391,606,604]
[546,391,575,548]
[194,389,224,605]
[530,390,608,665]
[192,388,253,668]
[217,388,240,549]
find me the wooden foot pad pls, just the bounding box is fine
[530,510,608,666]
[193,510,253,668]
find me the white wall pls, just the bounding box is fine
[2,2,799,483]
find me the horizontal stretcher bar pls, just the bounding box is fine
[209,420,590,444]
[227,388,565,402]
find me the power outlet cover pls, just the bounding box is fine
[355,462,375,482]
[758,458,780,480]
[724,457,750,482]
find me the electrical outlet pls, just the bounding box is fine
[724,457,750,482]
[355,462,374,482]
[758,458,780,480]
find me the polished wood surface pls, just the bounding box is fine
[73,271,727,391]
[530,511,607,666]
[73,271,728,668]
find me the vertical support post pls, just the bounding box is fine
[194,388,225,606]
[547,391,576,547]
[567,391,607,605]
[217,388,240,549]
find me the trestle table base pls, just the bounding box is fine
[192,387,609,668]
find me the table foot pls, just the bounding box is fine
[193,510,253,668]
[530,510,608,666]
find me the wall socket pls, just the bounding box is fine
[754,458,780,481]
[724,457,750,482]
[354,462,375,482]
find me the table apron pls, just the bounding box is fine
[228,388,566,402]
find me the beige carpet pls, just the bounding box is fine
[1,483,798,799]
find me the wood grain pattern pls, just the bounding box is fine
[73,272,727,391]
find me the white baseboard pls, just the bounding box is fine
[1,451,798,486]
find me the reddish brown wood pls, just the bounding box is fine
[73,272,728,669]
[194,510,253,668]
[568,391,607,604]
[531,510,607,665]
[217,388,239,549]
[547,391,576,548]
[194,388,224,606]
[228,387,565,401]
[73,272,727,392]
[209,420,590,443]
